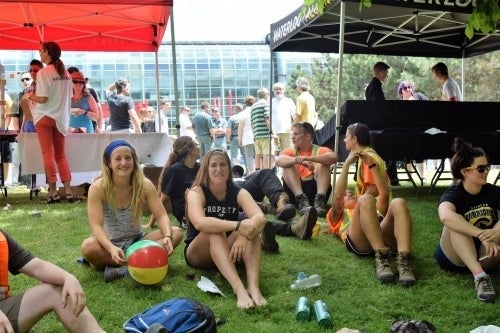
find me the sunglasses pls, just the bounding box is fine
[72,80,85,85]
[465,164,491,174]
[21,78,31,82]
[402,86,412,91]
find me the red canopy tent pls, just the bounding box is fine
[0,0,172,52]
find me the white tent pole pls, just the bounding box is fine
[170,5,180,137]
[155,51,161,132]
[268,51,273,168]
[333,0,346,187]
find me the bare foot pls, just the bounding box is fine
[235,288,254,309]
[248,286,267,307]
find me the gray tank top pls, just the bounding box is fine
[103,202,142,250]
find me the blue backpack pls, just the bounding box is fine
[123,297,217,333]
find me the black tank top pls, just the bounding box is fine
[185,183,241,244]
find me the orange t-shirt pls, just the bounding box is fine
[281,145,332,180]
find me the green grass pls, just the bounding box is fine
[1,182,499,333]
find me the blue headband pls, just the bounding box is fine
[104,139,134,160]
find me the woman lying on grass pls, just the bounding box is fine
[326,122,416,287]
[80,139,183,282]
[184,149,267,309]
[434,137,500,303]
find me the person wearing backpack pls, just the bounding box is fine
[185,149,267,309]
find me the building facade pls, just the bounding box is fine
[1,42,316,131]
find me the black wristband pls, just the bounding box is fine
[369,163,377,169]
[235,220,242,231]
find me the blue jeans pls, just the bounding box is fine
[229,136,246,167]
[197,135,213,161]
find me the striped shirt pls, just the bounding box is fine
[251,98,269,139]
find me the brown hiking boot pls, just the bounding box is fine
[397,252,416,287]
[295,193,310,216]
[275,193,296,221]
[291,206,318,240]
[374,248,394,283]
[256,201,276,215]
[314,193,327,217]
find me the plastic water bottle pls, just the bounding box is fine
[313,300,333,328]
[290,274,322,290]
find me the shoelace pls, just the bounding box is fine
[478,277,494,292]
[399,256,411,272]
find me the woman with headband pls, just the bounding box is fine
[80,140,183,282]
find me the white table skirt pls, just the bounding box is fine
[18,133,172,176]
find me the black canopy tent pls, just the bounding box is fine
[270,0,500,58]
[269,0,500,181]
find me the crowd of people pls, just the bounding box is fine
[1,42,498,330]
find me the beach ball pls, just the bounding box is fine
[126,240,168,285]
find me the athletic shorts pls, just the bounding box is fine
[0,292,24,332]
[434,243,469,273]
[345,234,374,257]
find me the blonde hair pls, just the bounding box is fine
[99,141,145,226]
[192,149,232,189]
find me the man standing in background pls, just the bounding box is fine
[365,61,399,186]
[211,106,228,150]
[179,105,195,138]
[251,87,272,170]
[271,82,295,153]
[191,101,214,161]
[227,103,246,166]
[431,62,462,101]
[294,77,317,128]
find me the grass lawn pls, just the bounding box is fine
[1,177,499,332]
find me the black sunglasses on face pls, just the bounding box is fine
[21,78,31,82]
[466,164,491,173]
[72,80,85,85]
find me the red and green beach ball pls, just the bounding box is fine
[126,240,168,285]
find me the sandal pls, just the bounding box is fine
[65,193,79,203]
[46,194,61,204]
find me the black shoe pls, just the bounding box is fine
[260,222,279,253]
[104,266,128,282]
[291,207,318,240]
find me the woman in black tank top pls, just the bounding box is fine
[185,149,268,309]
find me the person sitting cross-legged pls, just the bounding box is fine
[80,140,183,282]
[325,123,416,287]
[275,122,336,217]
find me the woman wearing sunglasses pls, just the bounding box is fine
[434,137,500,303]
[69,71,99,133]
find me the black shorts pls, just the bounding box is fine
[345,234,374,257]
[2,141,12,163]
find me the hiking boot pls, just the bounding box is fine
[291,206,317,240]
[374,248,394,283]
[475,275,496,303]
[397,252,416,287]
[104,266,128,283]
[275,193,296,221]
[260,222,279,253]
[256,201,276,215]
[314,193,327,217]
[295,193,310,216]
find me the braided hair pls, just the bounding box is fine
[157,136,197,193]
